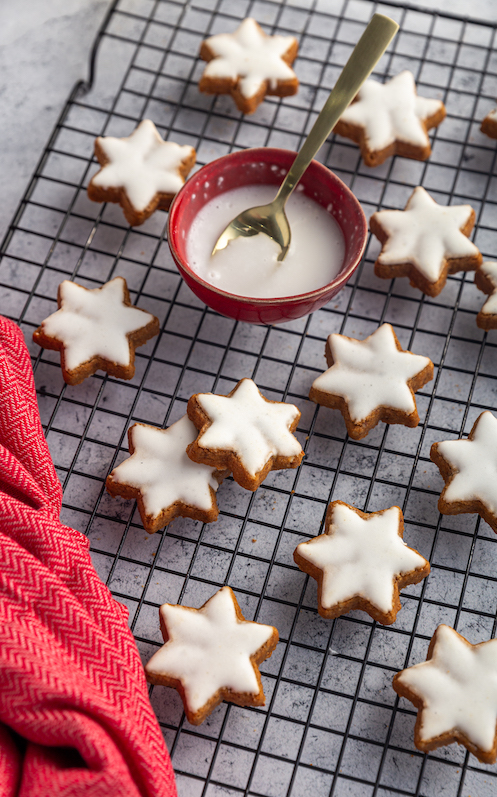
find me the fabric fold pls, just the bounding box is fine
[0,316,176,797]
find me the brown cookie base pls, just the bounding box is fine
[333,104,446,167]
[481,113,497,140]
[187,380,303,491]
[146,587,279,725]
[475,266,497,329]
[106,424,228,533]
[430,419,497,533]
[393,626,497,764]
[87,139,196,226]
[32,279,159,386]
[294,501,430,625]
[198,33,298,115]
[369,209,482,298]
[308,329,434,440]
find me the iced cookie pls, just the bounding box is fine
[309,323,433,440]
[333,71,446,167]
[393,624,497,763]
[475,261,497,329]
[145,586,279,725]
[106,416,227,533]
[187,378,304,491]
[294,502,429,624]
[198,17,299,114]
[430,411,497,534]
[369,186,482,297]
[33,277,159,385]
[87,119,196,225]
[481,108,497,139]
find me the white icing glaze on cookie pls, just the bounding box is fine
[477,261,497,316]
[295,504,427,613]
[40,277,156,372]
[435,411,497,516]
[195,378,302,476]
[91,119,195,211]
[373,186,479,283]
[201,18,297,99]
[338,71,444,152]
[311,323,431,422]
[110,416,221,517]
[395,624,497,753]
[145,586,276,713]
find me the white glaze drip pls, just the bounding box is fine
[145,586,276,713]
[92,119,194,211]
[396,624,497,753]
[339,71,444,151]
[40,278,156,372]
[373,186,479,283]
[311,323,431,422]
[196,378,302,476]
[295,504,426,613]
[477,261,497,316]
[202,18,297,99]
[111,416,221,517]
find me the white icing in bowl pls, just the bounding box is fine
[186,184,345,299]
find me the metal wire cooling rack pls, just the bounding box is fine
[2,0,497,794]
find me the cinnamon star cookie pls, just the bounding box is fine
[430,411,497,534]
[333,70,446,167]
[198,17,299,114]
[393,625,497,763]
[88,119,196,225]
[309,323,433,440]
[33,277,159,385]
[369,186,482,297]
[145,586,279,725]
[106,416,227,533]
[294,502,429,625]
[187,378,303,491]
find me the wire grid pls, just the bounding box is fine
[2,0,497,794]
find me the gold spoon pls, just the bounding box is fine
[212,13,399,261]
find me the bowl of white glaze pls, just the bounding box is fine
[168,147,367,325]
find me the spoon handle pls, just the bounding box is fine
[275,13,399,205]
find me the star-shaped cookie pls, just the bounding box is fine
[309,323,433,440]
[333,70,446,167]
[106,416,227,533]
[481,107,497,139]
[198,17,299,114]
[145,585,279,725]
[475,261,497,328]
[87,119,196,225]
[187,378,304,491]
[294,502,429,625]
[430,411,497,534]
[393,624,497,763]
[369,186,482,296]
[32,277,159,385]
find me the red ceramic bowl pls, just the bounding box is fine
[168,147,367,325]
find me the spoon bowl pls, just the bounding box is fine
[214,201,292,262]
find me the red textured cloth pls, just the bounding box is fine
[0,315,177,797]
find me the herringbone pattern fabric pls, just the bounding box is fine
[0,315,176,797]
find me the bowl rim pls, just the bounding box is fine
[167,146,367,307]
